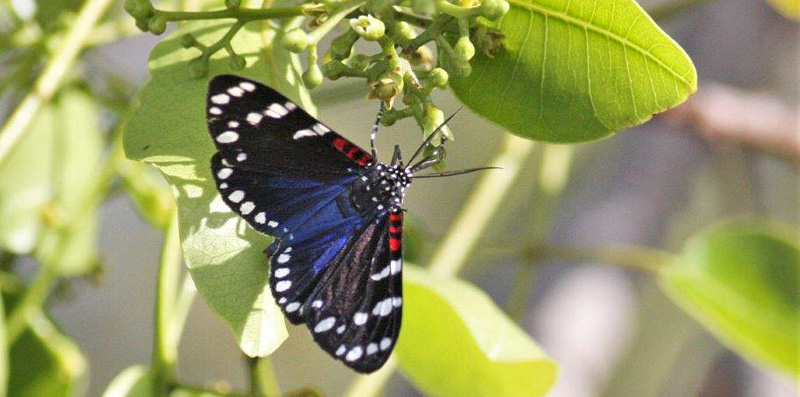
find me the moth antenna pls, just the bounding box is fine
[370,102,386,162]
[406,108,462,166]
[412,166,502,178]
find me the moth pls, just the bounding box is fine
[206,75,492,372]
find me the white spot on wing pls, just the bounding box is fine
[209,107,222,115]
[392,297,402,307]
[211,94,230,104]
[354,312,368,325]
[380,337,392,351]
[236,153,247,162]
[336,325,345,334]
[284,102,297,111]
[228,190,245,203]
[240,82,256,92]
[293,129,317,140]
[255,212,266,224]
[267,221,279,228]
[247,112,263,125]
[216,131,239,143]
[335,345,346,356]
[275,280,291,292]
[366,343,378,355]
[277,254,290,264]
[312,123,330,135]
[274,268,289,278]
[314,317,336,333]
[240,201,255,215]
[268,103,289,116]
[312,300,323,308]
[217,168,233,179]
[345,346,363,362]
[228,86,244,97]
[228,121,239,128]
[390,259,402,275]
[286,302,300,312]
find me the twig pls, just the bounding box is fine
[662,83,800,166]
[152,212,182,395]
[0,0,115,167]
[248,356,281,397]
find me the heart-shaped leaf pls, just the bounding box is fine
[124,20,316,357]
[397,266,558,396]
[660,219,799,376]
[451,0,697,142]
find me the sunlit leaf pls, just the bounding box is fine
[396,266,558,396]
[124,20,315,356]
[450,0,697,142]
[660,219,800,377]
[102,365,154,397]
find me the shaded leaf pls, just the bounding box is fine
[8,310,87,397]
[396,266,558,396]
[124,20,316,356]
[451,0,697,142]
[660,219,800,376]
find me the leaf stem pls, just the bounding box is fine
[157,6,309,22]
[0,0,115,167]
[152,211,182,394]
[5,266,57,345]
[248,356,281,397]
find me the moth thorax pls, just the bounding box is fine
[352,164,412,213]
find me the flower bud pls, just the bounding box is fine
[369,71,404,107]
[454,36,475,61]
[349,15,385,41]
[439,47,472,78]
[188,57,208,79]
[282,29,308,53]
[229,54,246,70]
[428,68,449,87]
[303,64,324,89]
[410,46,434,70]
[480,0,509,20]
[395,21,416,41]
[381,110,400,126]
[181,33,198,48]
[124,0,155,20]
[422,106,445,138]
[148,14,167,35]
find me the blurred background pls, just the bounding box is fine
[1,0,798,395]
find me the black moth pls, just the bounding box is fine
[206,75,492,372]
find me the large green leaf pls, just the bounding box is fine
[0,89,102,277]
[450,0,697,142]
[659,219,800,376]
[396,266,558,396]
[8,311,87,397]
[124,20,316,356]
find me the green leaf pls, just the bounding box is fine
[450,0,697,142]
[124,20,315,356]
[659,219,800,377]
[396,266,558,396]
[0,89,102,277]
[0,295,7,397]
[102,365,154,397]
[35,90,104,277]
[8,310,87,397]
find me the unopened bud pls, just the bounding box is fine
[303,64,324,88]
[282,29,309,53]
[349,15,385,41]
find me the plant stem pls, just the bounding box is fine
[5,266,57,344]
[249,356,281,397]
[0,0,114,167]
[428,135,537,276]
[152,212,182,395]
[526,244,672,273]
[345,134,537,397]
[158,6,308,21]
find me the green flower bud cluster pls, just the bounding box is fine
[124,0,166,35]
[126,0,511,145]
